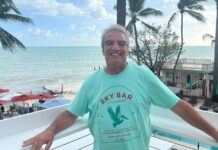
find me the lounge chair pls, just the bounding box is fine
[212,94,218,103]
[212,103,218,113]
[188,97,198,106]
[199,98,212,111]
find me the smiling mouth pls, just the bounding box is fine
[110,52,120,56]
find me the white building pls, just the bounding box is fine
[162,58,213,97]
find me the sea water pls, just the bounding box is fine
[0,46,214,92]
[0,46,105,92]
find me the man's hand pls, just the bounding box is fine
[22,111,77,150]
[172,100,218,143]
[22,129,54,150]
[212,129,218,143]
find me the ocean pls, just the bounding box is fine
[0,46,214,92]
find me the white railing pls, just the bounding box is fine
[0,104,218,150]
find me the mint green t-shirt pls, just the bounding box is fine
[67,63,180,150]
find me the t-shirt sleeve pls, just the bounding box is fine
[67,79,90,117]
[144,68,180,109]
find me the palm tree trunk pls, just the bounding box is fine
[172,12,184,85]
[133,23,141,65]
[213,2,218,96]
[117,0,126,27]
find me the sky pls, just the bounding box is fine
[1,0,217,46]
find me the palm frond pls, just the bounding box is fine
[141,21,158,33]
[126,19,134,35]
[185,10,206,23]
[181,0,206,6]
[202,34,215,41]
[0,14,34,24]
[0,5,11,14]
[211,40,215,47]
[187,4,204,11]
[0,27,25,52]
[113,5,117,10]
[138,7,163,17]
[128,0,145,13]
[202,33,215,47]
[189,0,207,5]
[167,12,178,28]
[0,0,21,14]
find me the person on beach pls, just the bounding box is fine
[22,24,218,150]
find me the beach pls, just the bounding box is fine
[0,46,214,115]
[0,46,214,91]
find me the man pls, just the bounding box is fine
[22,25,218,150]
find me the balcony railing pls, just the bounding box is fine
[0,104,218,150]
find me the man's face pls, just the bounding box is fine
[102,31,128,69]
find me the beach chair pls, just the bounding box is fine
[212,103,218,113]
[188,97,198,106]
[212,94,218,103]
[199,98,212,111]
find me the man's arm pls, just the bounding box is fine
[22,110,77,150]
[171,100,218,142]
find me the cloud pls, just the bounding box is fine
[86,0,115,20]
[80,25,96,31]
[28,27,60,38]
[164,0,178,5]
[68,24,77,31]
[14,0,88,16]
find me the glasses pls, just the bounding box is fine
[104,40,127,48]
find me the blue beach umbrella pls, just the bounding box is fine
[34,98,70,109]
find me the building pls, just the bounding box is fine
[162,58,214,97]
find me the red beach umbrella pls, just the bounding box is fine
[0,88,9,93]
[0,92,21,104]
[11,94,37,102]
[34,94,54,100]
[0,100,6,104]
[11,94,54,102]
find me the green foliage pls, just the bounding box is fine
[126,0,162,65]
[0,0,33,52]
[202,33,215,47]
[129,25,180,74]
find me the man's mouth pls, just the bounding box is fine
[110,52,120,56]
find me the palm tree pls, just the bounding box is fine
[168,0,206,85]
[202,33,215,47]
[126,0,162,65]
[117,0,126,27]
[0,0,33,52]
[213,0,218,96]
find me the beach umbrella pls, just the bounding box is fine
[0,92,21,104]
[0,100,6,104]
[11,94,37,102]
[33,94,54,100]
[11,94,53,102]
[0,88,9,93]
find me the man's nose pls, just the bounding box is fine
[111,42,119,49]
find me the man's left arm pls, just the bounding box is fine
[171,100,218,142]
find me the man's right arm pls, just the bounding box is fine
[22,110,77,150]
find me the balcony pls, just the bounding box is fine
[0,104,218,150]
